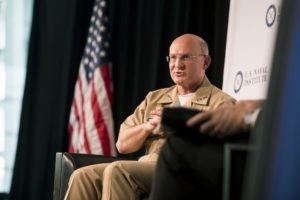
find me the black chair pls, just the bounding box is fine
[53,152,126,200]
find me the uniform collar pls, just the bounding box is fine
[157,86,178,105]
[157,76,213,106]
[190,76,212,106]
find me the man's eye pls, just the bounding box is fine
[169,56,176,60]
[182,55,190,60]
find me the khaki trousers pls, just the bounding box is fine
[64,160,156,200]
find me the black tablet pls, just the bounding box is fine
[161,107,202,137]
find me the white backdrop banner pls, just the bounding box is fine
[222,0,282,100]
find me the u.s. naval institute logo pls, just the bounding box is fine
[234,71,243,93]
[266,4,276,27]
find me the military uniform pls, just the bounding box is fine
[64,76,235,200]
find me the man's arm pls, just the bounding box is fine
[186,100,264,138]
[116,106,163,154]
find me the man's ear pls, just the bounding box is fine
[203,55,211,70]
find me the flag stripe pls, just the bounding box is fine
[91,78,111,155]
[99,65,116,155]
[72,76,84,152]
[94,66,116,155]
[100,64,113,104]
[71,98,83,153]
[78,76,91,154]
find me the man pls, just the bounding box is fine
[64,33,235,200]
[148,99,264,200]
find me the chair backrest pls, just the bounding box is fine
[53,153,71,200]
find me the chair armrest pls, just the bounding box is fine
[53,152,124,200]
[223,143,256,200]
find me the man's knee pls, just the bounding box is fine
[70,164,106,187]
[103,161,126,180]
[71,166,92,181]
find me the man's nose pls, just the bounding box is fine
[174,58,184,68]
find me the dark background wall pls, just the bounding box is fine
[9,0,230,199]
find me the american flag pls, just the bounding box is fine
[68,0,116,156]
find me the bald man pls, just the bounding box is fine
[64,34,235,200]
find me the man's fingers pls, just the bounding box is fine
[199,120,215,135]
[199,113,221,136]
[150,116,161,126]
[155,109,163,116]
[150,107,163,117]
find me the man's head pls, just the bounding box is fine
[168,34,211,94]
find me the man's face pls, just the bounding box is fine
[168,37,210,89]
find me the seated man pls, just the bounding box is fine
[64,33,235,200]
[148,100,264,200]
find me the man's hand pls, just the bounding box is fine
[186,100,263,138]
[116,106,164,154]
[144,106,163,134]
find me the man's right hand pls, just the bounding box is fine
[186,100,264,138]
[144,106,163,133]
